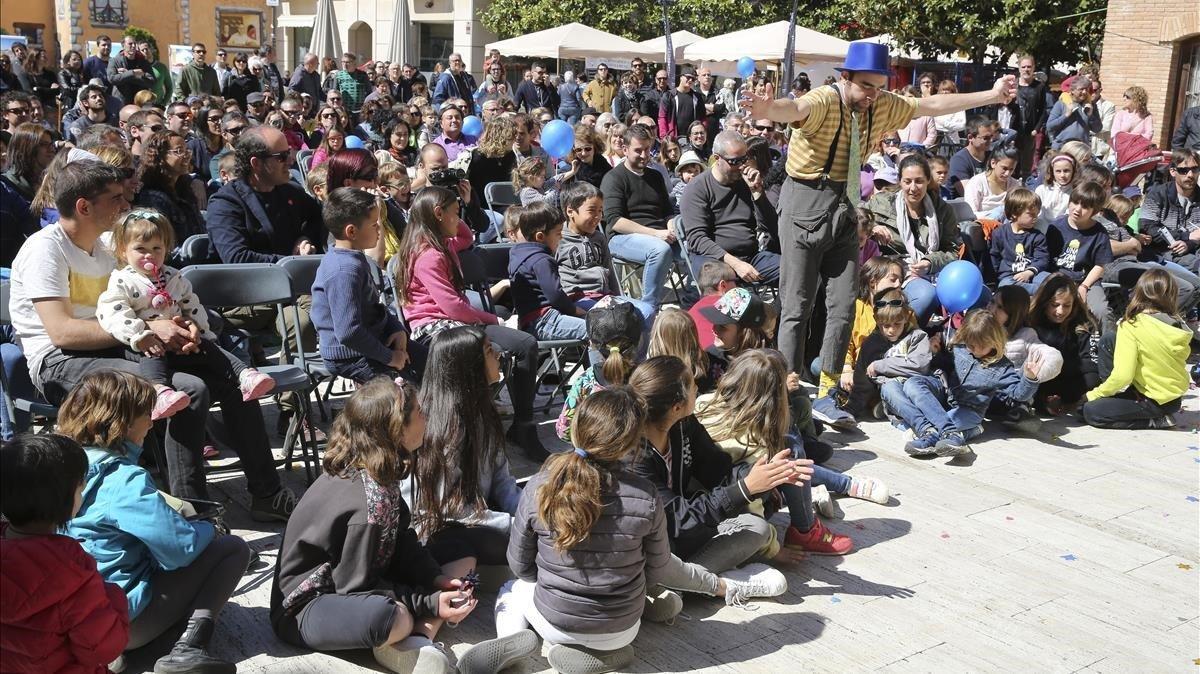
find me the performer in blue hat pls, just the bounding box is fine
[740,40,1016,409]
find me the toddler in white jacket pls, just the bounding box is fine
[96,209,275,420]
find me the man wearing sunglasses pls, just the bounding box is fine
[741,40,1016,396]
[1142,148,1200,270]
[515,61,558,115]
[178,42,220,99]
[641,69,671,119]
[680,130,779,285]
[658,68,705,146]
[127,108,165,157]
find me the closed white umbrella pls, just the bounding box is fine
[310,0,343,62]
[388,0,414,65]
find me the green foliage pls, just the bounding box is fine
[122,26,158,56]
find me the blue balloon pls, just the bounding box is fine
[540,119,575,159]
[462,115,483,137]
[737,56,756,79]
[343,135,365,149]
[935,260,984,314]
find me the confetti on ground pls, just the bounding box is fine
[1187,496,1199,503]
[1060,554,1078,561]
[940,532,950,539]
[1005,516,1014,521]
[1178,563,1193,570]
[830,597,842,604]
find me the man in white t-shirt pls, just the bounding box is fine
[8,160,295,520]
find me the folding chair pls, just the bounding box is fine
[178,234,213,266]
[276,255,343,421]
[484,181,520,214]
[0,280,58,433]
[180,264,322,483]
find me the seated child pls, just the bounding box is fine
[688,260,739,351]
[305,162,329,202]
[928,155,954,201]
[514,156,575,207]
[986,285,1064,428]
[1047,181,1114,331]
[96,209,275,421]
[856,207,881,265]
[883,309,1041,457]
[964,145,1021,220]
[509,201,589,341]
[1083,269,1189,429]
[670,151,705,208]
[991,188,1051,293]
[1030,273,1101,415]
[311,187,410,383]
[557,296,643,442]
[0,434,130,673]
[648,307,712,391]
[272,379,536,674]
[60,371,251,672]
[1034,153,1076,223]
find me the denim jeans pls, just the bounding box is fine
[532,308,588,341]
[689,251,781,286]
[999,270,1052,295]
[608,232,698,308]
[880,376,984,436]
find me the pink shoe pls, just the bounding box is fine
[239,369,276,401]
[152,388,191,420]
[202,445,220,459]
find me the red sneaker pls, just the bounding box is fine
[785,518,854,555]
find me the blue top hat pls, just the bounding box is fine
[836,41,891,75]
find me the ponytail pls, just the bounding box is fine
[536,387,645,551]
[600,343,635,385]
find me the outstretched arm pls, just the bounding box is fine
[916,76,1016,117]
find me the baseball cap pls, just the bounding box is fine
[586,296,643,353]
[1121,185,1142,199]
[246,92,265,105]
[700,287,766,328]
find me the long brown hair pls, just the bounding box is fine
[322,378,419,485]
[57,370,156,454]
[628,355,692,424]
[1030,272,1096,337]
[695,349,789,459]
[1124,268,1180,323]
[858,256,905,302]
[394,186,463,304]
[536,386,645,551]
[647,307,707,382]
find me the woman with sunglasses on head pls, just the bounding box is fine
[221,53,260,111]
[191,107,225,182]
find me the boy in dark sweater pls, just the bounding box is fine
[991,188,1050,293]
[1047,181,1115,332]
[508,202,588,341]
[311,187,410,383]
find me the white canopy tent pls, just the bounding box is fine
[486,22,656,61]
[682,21,849,67]
[636,30,705,65]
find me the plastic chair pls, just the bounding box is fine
[178,234,213,266]
[946,199,978,225]
[276,255,342,420]
[179,264,321,483]
[0,280,58,433]
[484,181,520,214]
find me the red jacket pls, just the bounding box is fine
[0,523,130,673]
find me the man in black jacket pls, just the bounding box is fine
[694,67,726,151]
[1173,106,1200,151]
[514,61,558,114]
[641,69,671,118]
[288,53,324,111]
[258,45,286,101]
[1005,55,1055,178]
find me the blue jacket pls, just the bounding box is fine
[1046,100,1102,149]
[432,70,478,107]
[936,345,1039,417]
[312,247,404,365]
[508,242,578,327]
[66,442,215,619]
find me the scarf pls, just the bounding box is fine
[894,191,939,266]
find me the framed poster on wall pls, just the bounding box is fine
[216,9,264,50]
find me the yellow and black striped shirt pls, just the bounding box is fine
[785,86,918,182]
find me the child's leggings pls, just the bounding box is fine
[126,534,251,650]
[136,339,246,389]
[496,579,640,651]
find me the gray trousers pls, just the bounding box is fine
[682,513,775,576]
[777,178,860,376]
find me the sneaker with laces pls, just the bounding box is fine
[785,518,854,555]
[1149,414,1177,429]
[547,644,634,674]
[904,430,940,457]
[935,431,970,456]
[457,629,539,674]
[721,563,787,609]
[642,585,683,623]
[373,636,454,674]
[250,487,297,523]
[812,396,858,431]
[847,476,889,504]
[152,387,191,420]
[239,368,276,401]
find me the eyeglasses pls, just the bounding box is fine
[321,112,337,119]
[575,146,593,152]
[171,111,192,119]
[328,97,342,103]
[281,109,302,117]
[217,52,226,58]
[5,106,29,115]
[256,150,291,162]
[207,116,222,124]
[1173,165,1198,175]
[754,125,772,132]
[224,125,246,135]
[655,77,667,81]
[882,138,901,146]
[167,148,191,157]
[193,49,206,54]
[873,299,905,309]
[721,154,750,167]
[143,124,165,132]
[632,63,644,68]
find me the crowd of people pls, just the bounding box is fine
[1,34,1197,674]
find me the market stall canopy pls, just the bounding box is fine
[486,22,656,60]
[637,30,705,64]
[309,0,343,62]
[682,21,849,65]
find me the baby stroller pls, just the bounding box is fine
[1113,131,1166,189]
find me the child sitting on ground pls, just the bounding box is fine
[557,296,643,441]
[986,285,1064,429]
[884,309,1041,457]
[1083,269,1189,429]
[1030,273,1101,416]
[272,379,536,674]
[96,209,275,420]
[688,261,739,351]
[0,434,130,673]
[311,187,410,383]
[508,201,588,341]
[60,371,251,673]
[648,307,712,390]
[991,188,1051,293]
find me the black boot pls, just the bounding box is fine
[507,422,550,463]
[153,616,236,674]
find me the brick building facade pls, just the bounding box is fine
[1099,0,1200,149]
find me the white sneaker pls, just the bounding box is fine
[721,563,787,608]
[847,476,890,505]
[373,636,454,674]
[811,485,843,519]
